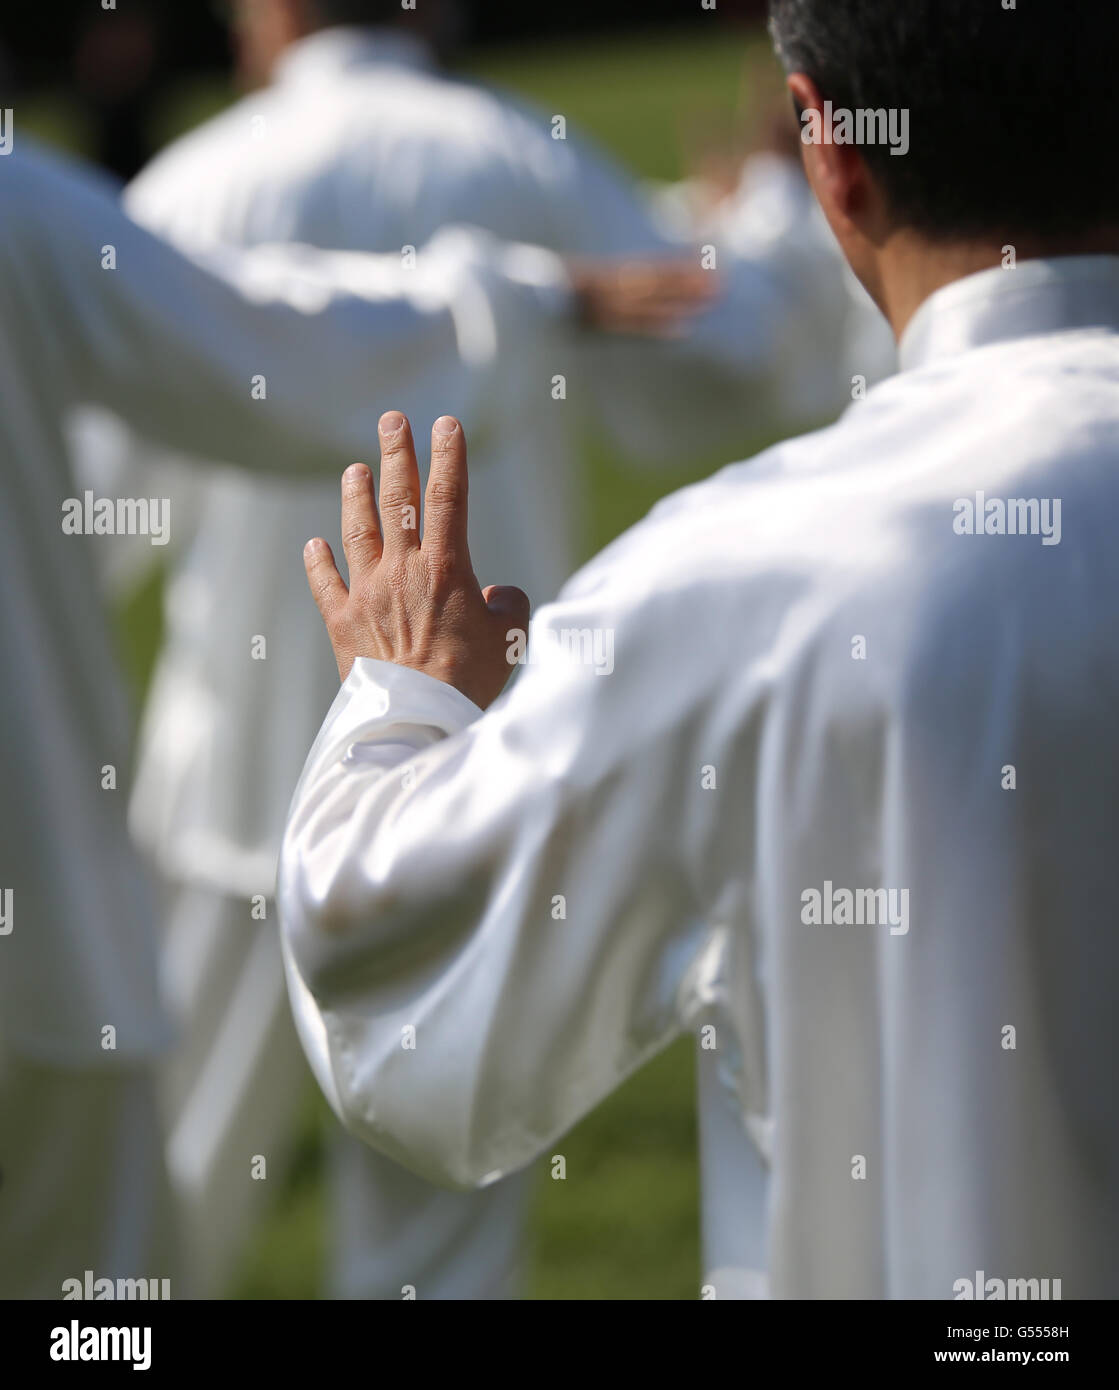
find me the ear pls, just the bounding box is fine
[786,73,874,239]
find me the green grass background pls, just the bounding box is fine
[35,24,784,1300]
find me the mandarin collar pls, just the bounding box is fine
[898,255,1119,372]
[275,26,435,88]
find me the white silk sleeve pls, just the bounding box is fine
[19,149,568,474]
[278,595,722,1190]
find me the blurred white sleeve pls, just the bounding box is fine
[17,148,569,476]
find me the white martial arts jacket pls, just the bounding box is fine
[279,256,1119,1298]
[84,25,861,902]
[0,142,570,1065]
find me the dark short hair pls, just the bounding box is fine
[768,0,1119,241]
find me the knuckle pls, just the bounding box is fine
[426,551,459,594]
[430,433,460,461]
[425,477,464,510]
[342,520,375,548]
[378,483,415,512]
[312,573,337,603]
[379,435,409,462]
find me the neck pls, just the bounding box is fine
[873,227,1119,341]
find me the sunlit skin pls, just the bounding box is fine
[232,0,451,87]
[304,413,530,708]
[231,0,317,88]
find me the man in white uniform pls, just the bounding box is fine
[278,0,1119,1298]
[91,0,871,1297]
[0,138,655,1298]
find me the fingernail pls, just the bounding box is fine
[344,462,367,482]
[433,416,457,436]
[380,411,405,434]
[304,538,325,556]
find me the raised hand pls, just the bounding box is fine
[566,257,719,337]
[303,411,530,709]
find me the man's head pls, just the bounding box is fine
[232,0,454,87]
[768,0,1119,330]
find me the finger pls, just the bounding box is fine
[377,411,421,556]
[662,279,720,314]
[580,263,718,336]
[665,265,719,294]
[340,462,382,576]
[422,416,470,559]
[611,285,717,337]
[303,537,348,620]
[625,266,716,312]
[601,307,694,339]
[620,262,713,300]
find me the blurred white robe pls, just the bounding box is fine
[84,24,879,1297]
[0,140,568,1293]
[279,256,1119,1298]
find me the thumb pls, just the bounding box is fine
[483,584,531,634]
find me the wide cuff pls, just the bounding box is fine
[337,656,485,741]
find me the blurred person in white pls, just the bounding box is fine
[279,0,1119,1299]
[650,64,898,404]
[77,0,878,1297]
[0,136,674,1298]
